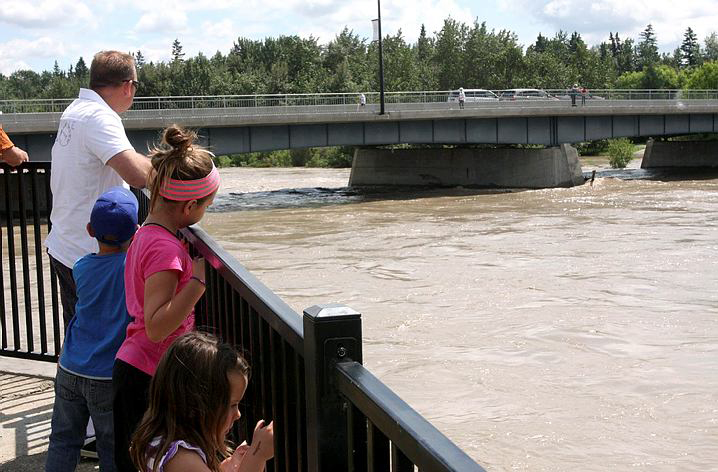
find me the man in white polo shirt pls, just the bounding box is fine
[46,50,151,330]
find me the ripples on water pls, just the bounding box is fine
[202,167,718,471]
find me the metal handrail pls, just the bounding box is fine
[337,361,487,472]
[1,89,718,114]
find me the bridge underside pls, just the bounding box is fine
[10,113,718,161]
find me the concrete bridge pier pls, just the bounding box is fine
[641,139,718,168]
[348,144,585,189]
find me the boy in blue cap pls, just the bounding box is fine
[46,187,139,472]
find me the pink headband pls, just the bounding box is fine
[159,165,220,201]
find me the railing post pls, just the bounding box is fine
[303,303,363,472]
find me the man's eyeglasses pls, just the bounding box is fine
[123,79,140,89]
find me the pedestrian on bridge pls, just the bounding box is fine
[458,87,466,109]
[570,84,579,107]
[581,86,588,106]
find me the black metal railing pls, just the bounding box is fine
[2,164,487,471]
[0,162,60,362]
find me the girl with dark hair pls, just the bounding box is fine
[112,124,221,471]
[130,331,273,472]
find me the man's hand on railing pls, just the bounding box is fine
[1,145,29,168]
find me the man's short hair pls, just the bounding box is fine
[89,51,136,90]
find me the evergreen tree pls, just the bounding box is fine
[135,50,146,68]
[74,57,88,79]
[680,27,701,67]
[705,32,718,61]
[171,39,185,62]
[637,24,659,69]
[414,24,437,90]
[616,38,636,74]
[531,33,548,53]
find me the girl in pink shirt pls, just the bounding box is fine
[112,124,220,472]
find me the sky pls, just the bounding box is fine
[1,0,717,76]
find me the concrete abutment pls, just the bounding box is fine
[348,144,585,188]
[641,139,718,168]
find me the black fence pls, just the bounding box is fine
[0,162,60,362]
[1,162,487,471]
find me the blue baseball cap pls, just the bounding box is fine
[90,187,139,246]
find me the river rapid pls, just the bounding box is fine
[200,164,718,471]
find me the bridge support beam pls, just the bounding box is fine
[641,138,718,168]
[349,144,585,188]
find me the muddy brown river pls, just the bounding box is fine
[201,164,717,471]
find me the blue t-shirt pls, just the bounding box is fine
[59,251,131,379]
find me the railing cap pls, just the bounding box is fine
[303,303,361,321]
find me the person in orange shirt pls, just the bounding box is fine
[0,127,29,167]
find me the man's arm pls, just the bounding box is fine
[1,146,29,167]
[107,150,152,188]
[0,128,29,167]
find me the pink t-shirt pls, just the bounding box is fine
[116,225,195,376]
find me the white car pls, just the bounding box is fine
[447,89,499,103]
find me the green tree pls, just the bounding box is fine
[607,138,634,168]
[637,24,659,69]
[705,32,718,61]
[616,37,636,74]
[433,18,467,89]
[323,28,369,92]
[685,61,718,89]
[171,39,185,62]
[74,57,88,82]
[414,24,437,90]
[381,30,418,91]
[680,27,702,68]
[135,50,146,68]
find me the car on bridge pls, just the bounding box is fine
[447,89,499,103]
[498,89,559,101]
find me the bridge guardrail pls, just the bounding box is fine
[2,89,718,115]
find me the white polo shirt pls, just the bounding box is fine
[45,88,134,268]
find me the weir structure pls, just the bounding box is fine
[0,162,486,471]
[2,89,718,189]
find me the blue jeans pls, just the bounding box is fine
[45,367,115,472]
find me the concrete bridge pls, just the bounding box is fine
[2,90,717,188]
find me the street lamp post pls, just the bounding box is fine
[377,0,386,115]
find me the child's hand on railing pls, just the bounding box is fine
[249,420,274,462]
[223,420,274,472]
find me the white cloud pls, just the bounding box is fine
[0,0,95,28]
[257,0,475,43]
[135,9,188,33]
[0,37,66,74]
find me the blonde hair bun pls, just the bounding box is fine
[162,125,196,154]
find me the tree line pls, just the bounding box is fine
[2,19,718,100]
